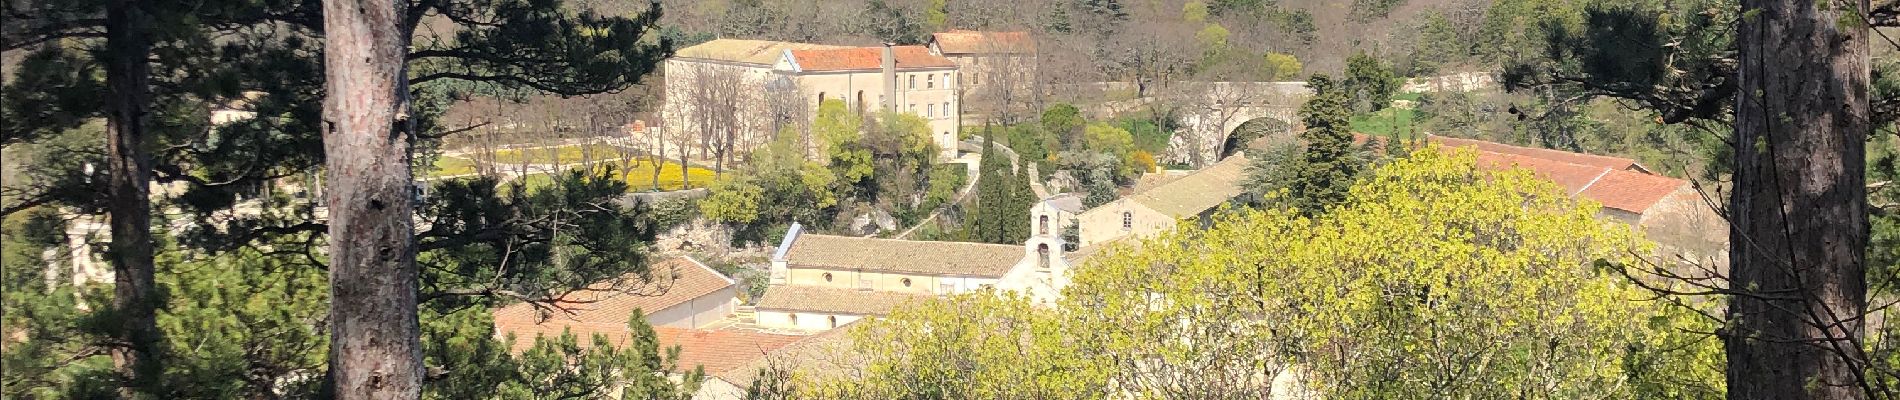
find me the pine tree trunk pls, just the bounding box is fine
[103,0,162,395]
[319,0,423,397]
[1727,0,1871,397]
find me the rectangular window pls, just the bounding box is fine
[909,103,916,113]
[942,74,950,88]
[942,102,950,117]
[909,75,917,89]
[926,74,935,89]
[927,104,935,118]
[971,74,980,85]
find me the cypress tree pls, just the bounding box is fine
[1005,157,1036,243]
[1289,75,1360,214]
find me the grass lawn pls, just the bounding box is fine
[1350,106,1422,141]
[490,144,633,165]
[517,160,717,192]
[430,156,478,177]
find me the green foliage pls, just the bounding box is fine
[1349,0,1406,21]
[1040,103,1086,146]
[1262,52,1303,81]
[805,292,1107,398]
[1280,75,1366,215]
[1005,124,1058,174]
[865,112,942,223]
[1182,1,1209,22]
[1348,106,1420,140]
[1082,123,1137,178]
[1342,52,1402,113]
[156,248,329,398]
[703,130,841,242]
[1405,10,1463,75]
[963,129,1030,244]
[815,100,872,187]
[920,164,969,223]
[1272,9,1318,44]
[1195,23,1230,49]
[924,0,948,32]
[1113,118,1172,154]
[820,148,1721,398]
[0,210,114,399]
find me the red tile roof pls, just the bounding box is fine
[497,321,805,375]
[1431,135,1647,172]
[654,327,807,374]
[1465,148,1687,214]
[930,30,1036,54]
[491,256,734,328]
[1473,150,1613,195]
[790,46,956,72]
[1575,168,1686,214]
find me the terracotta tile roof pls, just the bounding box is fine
[1124,153,1251,218]
[753,285,932,315]
[1430,135,1647,172]
[789,46,957,72]
[1575,168,1686,214]
[654,327,806,375]
[1472,151,1612,195]
[711,321,864,387]
[674,39,848,65]
[930,30,1036,54]
[491,256,735,327]
[1465,148,1687,214]
[496,322,805,375]
[782,234,1024,277]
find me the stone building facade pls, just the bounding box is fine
[661,39,962,162]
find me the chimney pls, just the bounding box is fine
[882,42,898,112]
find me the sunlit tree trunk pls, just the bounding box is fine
[319,0,423,396]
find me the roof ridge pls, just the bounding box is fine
[1573,167,1613,196]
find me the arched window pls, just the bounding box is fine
[817,92,826,104]
[901,278,913,287]
[789,313,799,325]
[855,90,866,113]
[1122,212,1133,230]
[1039,215,1049,235]
[823,272,833,282]
[827,315,838,328]
[1037,244,1050,270]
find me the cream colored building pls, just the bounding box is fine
[662,39,962,161]
[755,195,1104,331]
[927,30,1037,120]
[1075,153,1252,248]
